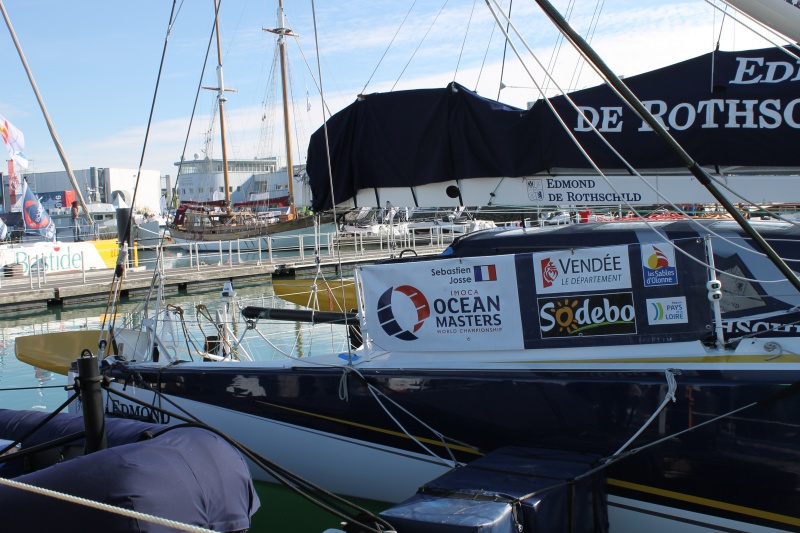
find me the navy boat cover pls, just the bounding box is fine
[307,46,800,211]
[381,447,608,533]
[0,409,259,532]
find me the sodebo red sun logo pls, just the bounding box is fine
[376,285,430,341]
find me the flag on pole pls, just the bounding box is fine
[0,217,8,240]
[306,85,311,112]
[7,160,23,212]
[21,179,56,242]
[0,114,29,169]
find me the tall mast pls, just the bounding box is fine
[265,0,297,217]
[210,0,233,211]
[1,0,92,225]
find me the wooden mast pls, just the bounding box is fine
[265,0,297,217]
[210,0,234,213]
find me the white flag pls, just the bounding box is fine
[0,114,29,169]
[306,85,311,112]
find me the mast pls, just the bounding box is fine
[264,0,297,217]
[209,0,234,212]
[1,0,92,226]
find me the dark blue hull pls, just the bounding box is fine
[107,364,800,531]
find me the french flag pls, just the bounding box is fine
[473,264,497,282]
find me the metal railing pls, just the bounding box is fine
[0,229,460,290]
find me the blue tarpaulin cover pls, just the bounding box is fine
[381,447,608,532]
[0,409,260,532]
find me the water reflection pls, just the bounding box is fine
[0,280,351,412]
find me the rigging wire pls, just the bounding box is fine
[704,0,800,58]
[101,0,184,341]
[391,0,451,92]
[173,1,221,204]
[360,0,419,96]
[474,3,498,91]
[454,0,479,81]
[566,0,605,93]
[541,0,575,97]
[485,0,800,282]
[495,0,513,101]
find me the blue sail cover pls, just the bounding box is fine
[307,46,800,211]
[0,410,259,532]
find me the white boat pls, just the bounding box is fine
[17,1,800,531]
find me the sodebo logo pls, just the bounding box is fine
[376,285,431,341]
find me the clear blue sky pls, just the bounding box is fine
[1,0,770,181]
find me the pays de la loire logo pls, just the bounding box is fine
[540,258,558,288]
[376,285,430,341]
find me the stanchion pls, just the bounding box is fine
[76,351,108,453]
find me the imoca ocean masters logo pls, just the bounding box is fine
[377,285,431,341]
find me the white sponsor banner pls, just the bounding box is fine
[0,241,107,275]
[360,255,523,351]
[532,245,631,294]
[646,296,689,325]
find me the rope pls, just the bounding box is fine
[0,476,217,533]
[511,378,800,507]
[611,369,677,457]
[0,385,68,391]
[105,384,396,533]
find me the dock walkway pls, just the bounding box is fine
[0,240,448,312]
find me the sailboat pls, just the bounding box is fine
[18,0,800,530]
[168,1,326,253]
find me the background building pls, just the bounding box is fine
[2,167,163,215]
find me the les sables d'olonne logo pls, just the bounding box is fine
[538,292,637,338]
[377,285,431,341]
[642,244,678,287]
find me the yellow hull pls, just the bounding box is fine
[91,238,138,268]
[272,278,358,312]
[15,329,115,375]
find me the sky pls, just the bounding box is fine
[0,0,775,183]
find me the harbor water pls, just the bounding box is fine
[0,275,387,531]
